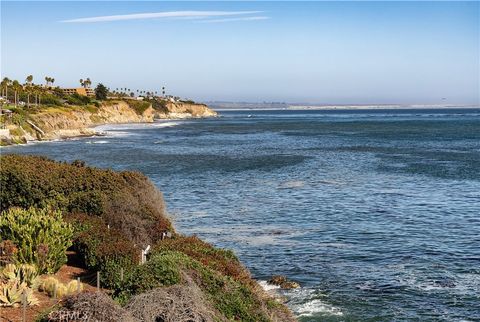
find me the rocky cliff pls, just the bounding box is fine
[0,100,217,145]
[159,101,217,118]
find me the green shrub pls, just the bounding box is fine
[0,207,73,273]
[111,248,270,321]
[0,155,171,246]
[11,112,27,127]
[126,100,150,115]
[149,99,169,113]
[8,127,24,137]
[65,93,91,106]
[84,104,99,114]
[69,214,139,289]
[152,235,250,283]
[116,252,184,295]
[39,94,62,106]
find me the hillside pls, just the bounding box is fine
[0,154,296,322]
[0,99,217,145]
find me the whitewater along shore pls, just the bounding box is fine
[0,155,297,321]
[0,100,217,145]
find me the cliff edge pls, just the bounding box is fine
[0,100,217,145]
[0,155,296,322]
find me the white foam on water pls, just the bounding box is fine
[93,130,134,138]
[85,140,109,144]
[294,299,344,317]
[258,280,281,292]
[92,121,183,138]
[151,121,181,128]
[95,121,181,132]
[286,288,344,318]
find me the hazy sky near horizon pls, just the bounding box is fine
[1,1,479,104]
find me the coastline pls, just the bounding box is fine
[1,154,297,321]
[0,100,217,146]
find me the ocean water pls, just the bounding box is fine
[3,108,480,321]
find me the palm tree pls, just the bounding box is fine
[80,79,84,88]
[45,76,53,87]
[25,75,33,107]
[35,85,42,106]
[1,78,6,98]
[12,80,21,107]
[2,77,11,100]
[85,78,91,88]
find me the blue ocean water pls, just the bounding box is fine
[3,108,480,321]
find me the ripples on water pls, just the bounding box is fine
[4,108,480,321]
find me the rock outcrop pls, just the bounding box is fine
[157,102,217,119]
[268,275,300,289]
[30,101,156,140]
[0,100,217,145]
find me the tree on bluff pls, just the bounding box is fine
[95,83,108,100]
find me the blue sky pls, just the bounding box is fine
[1,1,479,104]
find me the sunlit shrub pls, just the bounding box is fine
[0,207,73,273]
[69,214,139,289]
[152,235,251,283]
[126,100,150,115]
[0,154,171,246]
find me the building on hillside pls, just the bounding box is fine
[62,87,95,97]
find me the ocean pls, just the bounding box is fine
[3,108,480,321]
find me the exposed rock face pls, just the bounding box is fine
[156,102,218,119]
[30,101,156,140]
[268,275,300,289]
[1,100,217,145]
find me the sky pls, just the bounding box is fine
[1,1,479,104]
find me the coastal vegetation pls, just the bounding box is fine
[0,75,215,146]
[0,154,295,321]
[0,207,73,273]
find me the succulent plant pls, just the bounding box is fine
[0,207,73,274]
[66,280,83,294]
[0,264,17,281]
[0,263,39,286]
[0,280,22,307]
[0,280,38,307]
[16,264,39,287]
[38,276,84,298]
[38,276,58,296]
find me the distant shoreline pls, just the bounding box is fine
[213,105,479,111]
